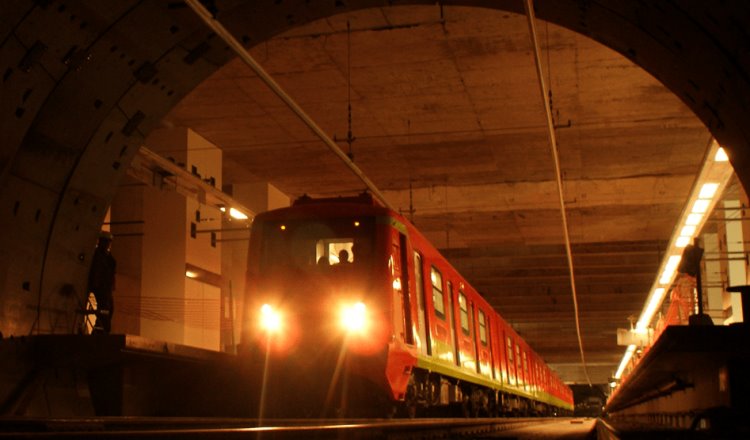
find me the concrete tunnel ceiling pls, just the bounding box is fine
[1,1,750,386]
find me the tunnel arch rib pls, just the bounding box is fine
[0,0,748,336]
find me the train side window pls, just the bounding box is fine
[523,351,529,385]
[458,292,470,335]
[506,336,514,365]
[515,344,522,371]
[430,266,445,319]
[478,309,487,346]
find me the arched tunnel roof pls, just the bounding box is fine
[1,0,749,384]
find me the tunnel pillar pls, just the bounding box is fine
[110,128,224,349]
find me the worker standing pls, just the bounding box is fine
[88,231,116,334]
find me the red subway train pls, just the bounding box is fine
[241,194,573,417]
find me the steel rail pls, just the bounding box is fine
[183,0,394,212]
[0,417,566,439]
[523,0,592,385]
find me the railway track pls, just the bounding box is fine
[0,417,572,439]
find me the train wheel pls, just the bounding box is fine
[459,395,476,418]
[400,382,420,418]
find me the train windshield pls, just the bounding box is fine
[259,217,376,271]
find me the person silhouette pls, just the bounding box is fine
[88,231,116,334]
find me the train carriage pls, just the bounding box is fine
[241,194,573,417]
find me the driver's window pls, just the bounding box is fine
[316,239,354,266]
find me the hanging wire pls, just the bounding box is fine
[346,20,355,160]
[523,0,592,386]
[184,0,393,211]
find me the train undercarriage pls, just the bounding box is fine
[399,368,567,418]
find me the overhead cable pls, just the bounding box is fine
[523,0,592,386]
[184,0,394,211]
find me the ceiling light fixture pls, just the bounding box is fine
[685,213,703,226]
[613,140,734,381]
[698,182,719,199]
[714,147,729,162]
[680,225,696,237]
[691,199,710,214]
[615,140,734,379]
[229,207,248,220]
[675,236,691,248]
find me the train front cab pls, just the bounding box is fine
[241,201,401,416]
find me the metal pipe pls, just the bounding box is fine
[184,0,394,212]
[523,0,591,386]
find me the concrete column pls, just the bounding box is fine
[183,129,222,351]
[231,182,290,215]
[111,128,223,350]
[110,175,145,336]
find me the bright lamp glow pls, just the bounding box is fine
[659,255,682,285]
[659,270,674,285]
[229,207,248,220]
[340,302,368,333]
[691,199,710,214]
[675,236,691,248]
[680,225,696,237]
[685,213,703,226]
[260,304,282,333]
[637,287,665,330]
[714,147,729,162]
[614,345,636,379]
[666,255,682,270]
[185,270,198,278]
[698,182,719,199]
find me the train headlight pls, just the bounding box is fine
[259,304,282,333]
[340,301,368,333]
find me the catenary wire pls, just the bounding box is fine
[523,0,592,386]
[184,0,394,212]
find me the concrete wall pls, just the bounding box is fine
[3,0,750,339]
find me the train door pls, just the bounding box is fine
[489,317,502,382]
[457,290,476,370]
[522,349,529,392]
[429,266,451,359]
[474,307,485,375]
[393,233,414,345]
[506,334,516,387]
[469,303,479,374]
[515,342,523,390]
[447,281,460,366]
[476,308,494,379]
[413,252,431,355]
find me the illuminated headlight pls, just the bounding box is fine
[340,302,368,333]
[259,304,282,333]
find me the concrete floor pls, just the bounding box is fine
[485,418,596,439]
